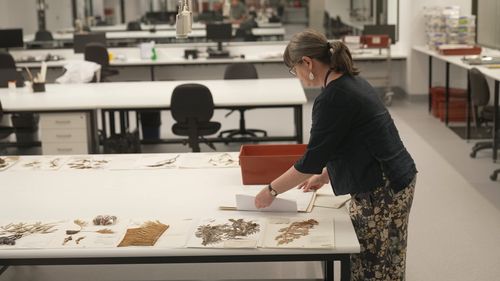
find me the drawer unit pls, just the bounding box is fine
[41,142,89,155]
[40,113,88,129]
[40,113,91,155]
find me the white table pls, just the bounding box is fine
[59,22,283,33]
[413,45,500,162]
[24,27,285,44]
[0,153,360,281]
[0,79,307,150]
[12,42,407,81]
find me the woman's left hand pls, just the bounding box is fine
[255,187,275,209]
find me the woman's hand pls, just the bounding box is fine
[254,187,275,209]
[298,174,327,192]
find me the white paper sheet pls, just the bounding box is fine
[177,153,239,168]
[11,156,67,171]
[261,217,335,249]
[236,194,298,212]
[186,217,264,248]
[220,186,315,213]
[314,194,351,209]
[0,220,62,249]
[0,156,20,171]
[62,156,111,171]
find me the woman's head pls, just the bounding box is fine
[283,30,359,85]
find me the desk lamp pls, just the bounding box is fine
[176,0,193,39]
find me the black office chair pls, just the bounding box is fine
[34,30,54,41]
[469,68,498,158]
[0,101,15,154]
[127,21,142,31]
[84,43,119,82]
[171,84,221,152]
[0,52,16,69]
[218,63,267,140]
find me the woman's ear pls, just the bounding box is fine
[301,56,313,70]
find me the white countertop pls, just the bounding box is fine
[0,78,307,112]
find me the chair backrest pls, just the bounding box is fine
[171,84,215,123]
[84,43,109,67]
[0,52,16,69]
[469,68,490,107]
[34,30,53,41]
[127,21,142,31]
[223,63,258,79]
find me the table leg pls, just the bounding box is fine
[445,62,450,126]
[150,66,156,81]
[466,72,471,141]
[89,110,99,154]
[0,265,9,276]
[323,260,333,281]
[493,80,499,162]
[340,256,351,281]
[429,56,433,113]
[294,105,303,144]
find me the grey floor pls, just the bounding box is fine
[3,91,500,281]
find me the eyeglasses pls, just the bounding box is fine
[288,61,302,76]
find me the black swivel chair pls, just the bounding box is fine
[171,84,221,152]
[218,63,267,140]
[34,30,54,41]
[127,21,142,31]
[0,52,16,69]
[84,43,119,82]
[469,68,498,158]
[0,101,15,154]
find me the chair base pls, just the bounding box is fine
[218,128,268,141]
[490,169,500,181]
[470,141,493,158]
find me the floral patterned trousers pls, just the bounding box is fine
[349,176,416,281]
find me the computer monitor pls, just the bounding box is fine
[73,32,106,54]
[363,24,396,44]
[0,28,24,49]
[206,23,232,58]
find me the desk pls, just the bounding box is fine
[24,28,286,45]
[12,42,407,81]
[0,153,360,281]
[59,22,283,33]
[0,79,307,150]
[413,46,500,161]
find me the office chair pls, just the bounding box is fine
[127,21,142,31]
[0,52,16,69]
[84,43,119,82]
[34,30,54,41]
[171,83,221,152]
[0,101,15,154]
[469,68,498,158]
[218,63,267,140]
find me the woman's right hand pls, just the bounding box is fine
[298,174,327,192]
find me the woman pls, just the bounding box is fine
[255,30,417,280]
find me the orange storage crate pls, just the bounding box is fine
[239,144,307,185]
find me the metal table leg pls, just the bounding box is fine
[0,265,9,276]
[428,56,433,113]
[493,81,499,162]
[323,260,333,281]
[445,62,450,126]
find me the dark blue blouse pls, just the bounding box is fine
[294,74,417,195]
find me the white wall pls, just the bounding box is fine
[405,0,472,95]
[0,0,37,35]
[46,0,73,31]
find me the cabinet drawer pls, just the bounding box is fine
[40,113,88,129]
[41,128,88,143]
[42,142,89,155]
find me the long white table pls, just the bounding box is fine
[0,79,307,150]
[413,45,500,164]
[0,153,360,281]
[12,42,407,82]
[24,27,286,44]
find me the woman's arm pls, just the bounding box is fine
[254,166,312,209]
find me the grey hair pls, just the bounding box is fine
[283,29,359,76]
